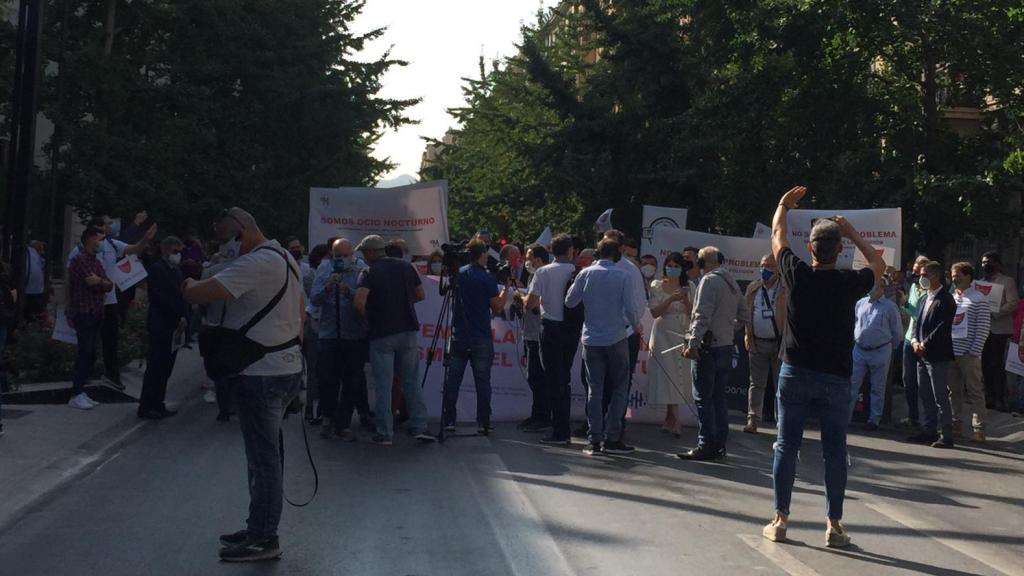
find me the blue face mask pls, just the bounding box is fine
[761,268,774,282]
[109,222,120,237]
[665,267,683,279]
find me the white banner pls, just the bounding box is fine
[652,227,770,282]
[52,313,77,344]
[109,255,148,292]
[641,205,689,266]
[309,180,450,257]
[385,276,697,425]
[972,280,1005,314]
[852,244,896,270]
[753,222,771,239]
[787,208,902,270]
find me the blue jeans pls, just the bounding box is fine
[369,330,428,438]
[231,372,303,539]
[691,345,732,451]
[72,314,101,395]
[849,344,891,425]
[583,338,630,443]
[442,337,494,427]
[917,359,953,439]
[902,341,920,421]
[773,363,850,519]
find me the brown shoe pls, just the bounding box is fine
[970,430,986,443]
[826,526,851,548]
[743,418,758,434]
[762,520,787,542]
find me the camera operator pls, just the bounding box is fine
[517,244,551,431]
[442,239,510,434]
[183,207,304,562]
[473,229,500,273]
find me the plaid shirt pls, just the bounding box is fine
[67,251,111,320]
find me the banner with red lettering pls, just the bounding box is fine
[652,227,770,282]
[787,208,902,270]
[309,181,450,256]
[387,276,700,425]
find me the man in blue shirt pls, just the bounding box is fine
[443,239,508,434]
[310,238,371,440]
[565,238,642,456]
[849,278,904,429]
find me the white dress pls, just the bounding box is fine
[646,279,693,405]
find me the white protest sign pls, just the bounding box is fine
[52,313,77,344]
[593,208,614,233]
[951,300,970,340]
[1006,343,1024,377]
[641,205,689,265]
[108,254,148,291]
[652,227,770,282]
[753,222,771,239]
[534,227,553,247]
[852,244,896,270]
[787,208,902,270]
[972,280,1005,314]
[309,180,450,257]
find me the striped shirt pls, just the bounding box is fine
[952,287,991,357]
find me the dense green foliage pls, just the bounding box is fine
[428,0,1024,259]
[6,0,415,240]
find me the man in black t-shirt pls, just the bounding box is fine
[762,186,882,550]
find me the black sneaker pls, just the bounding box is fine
[907,432,939,444]
[371,434,393,445]
[676,446,716,461]
[523,420,551,433]
[414,431,437,443]
[603,441,636,455]
[219,536,282,562]
[219,529,248,548]
[714,447,728,461]
[582,441,602,456]
[572,425,590,438]
[539,434,571,445]
[477,425,493,436]
[863,422,879,432]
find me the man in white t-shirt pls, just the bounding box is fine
[184,207,304,563]
[526,233,579,444]
[67,213,156,389]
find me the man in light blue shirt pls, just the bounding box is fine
[565,238,641,456]
[850,278,903,428]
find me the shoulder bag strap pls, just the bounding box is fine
[238,247,298,336]
[759,285,781,340]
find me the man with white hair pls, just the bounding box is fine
[678,245,748,461]
[184,207,305,562]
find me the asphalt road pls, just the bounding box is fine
[1,396,1022,576]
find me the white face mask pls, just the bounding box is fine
[167,253,182,266]
[221,239,240,261]
[919,276,932,291]
[640,264,656,279]
[525,261,536,275]
[403,254,413,263]
[429,262,443,276]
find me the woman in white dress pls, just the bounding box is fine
[647,252,693,434]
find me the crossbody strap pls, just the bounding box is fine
[760,284,781,340]
[238,247,300,336]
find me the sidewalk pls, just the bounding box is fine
[0,347,209,532]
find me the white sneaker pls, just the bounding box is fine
[83,393,100,406]
[203,390,217,404]
[68,393,95,410]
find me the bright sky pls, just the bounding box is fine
[355,1,559,184]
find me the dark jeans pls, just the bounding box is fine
[72,314,101,395]
[215,379,234,418]
[443,337,494,427]
[580,332,639,437]
[982,334,1009,408]
[318,338,370,431]
[232,372,302,540]
[541,319,580,439]
[691,345,732,451]
[139,325,178,413]
[918,359,953,439]
[773,363,850,519]
[101,304,120,382]
[902,341,920,421]
[24,293,46,319]
[526,340,549,422]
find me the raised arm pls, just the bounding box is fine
[834,216,884,283]
[772,186,806,260]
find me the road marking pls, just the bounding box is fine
[463,454,578,576]
[738,534,822,576]
[864,501,1019,576]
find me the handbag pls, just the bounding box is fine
[199,247,300,380]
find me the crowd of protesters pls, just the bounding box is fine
[1,190,1023,559]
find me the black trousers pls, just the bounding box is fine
[139,325,177,413]
[101,304,120,382]
[541,320,580,439]
[982,334,1009,408]
[526,340,549,422]
[319,338,370,430]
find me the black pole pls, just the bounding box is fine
[3,0,44,298]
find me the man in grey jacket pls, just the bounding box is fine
[678,246,749,461]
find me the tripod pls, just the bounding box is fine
[419,270,480,443]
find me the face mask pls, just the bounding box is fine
[665,267,682,279]
[167,253,181,266]
[919,276,932,291]
[429,262,443,276]
[109,222,120,237]
[761,268,774,282]
[525,262,536,275]
[221,239,240,260]
[333,256,348,272]
[640,264,656,279]
[953,277,970,290]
